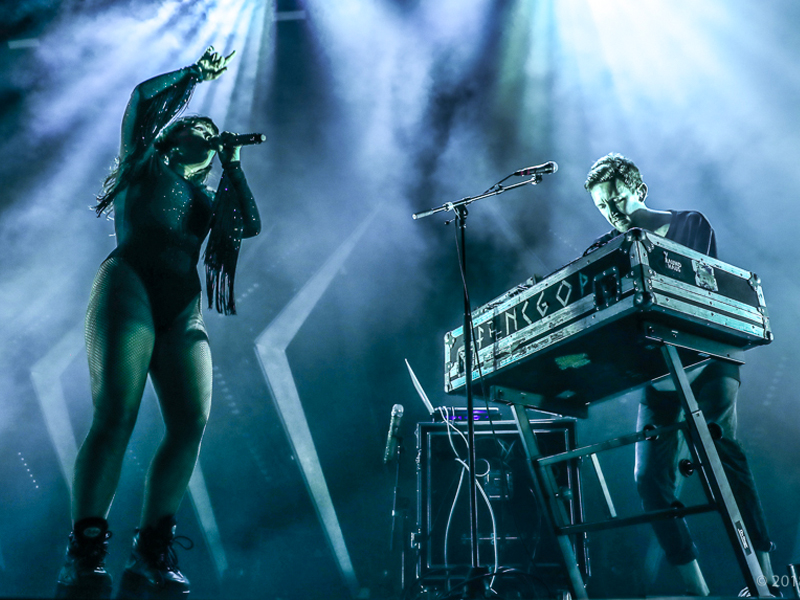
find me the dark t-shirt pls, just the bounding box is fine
[585,209,740,382]
[585,210,716,257]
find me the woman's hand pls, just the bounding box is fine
[195,46,235,81]
[215,132,242,166]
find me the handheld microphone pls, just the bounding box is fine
[514,161,558,176]
[383,404,404,463]
[209,132,267,148]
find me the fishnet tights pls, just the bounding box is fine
[74,257,212,528]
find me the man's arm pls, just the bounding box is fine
[583,230,619,256]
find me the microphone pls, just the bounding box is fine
[383,404,404,463]
[209,132,267,148]
[514,161,558,176]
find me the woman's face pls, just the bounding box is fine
[170,121,217,168]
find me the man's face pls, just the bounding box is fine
[589,178,645,233]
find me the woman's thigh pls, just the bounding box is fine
[84,257,155,423]
[149,296,212,434]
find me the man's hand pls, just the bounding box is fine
[196,46,235,81]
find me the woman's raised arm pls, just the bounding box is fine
[119,47,235,161]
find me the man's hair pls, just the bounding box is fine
[584,153,643,192]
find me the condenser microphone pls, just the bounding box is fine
[383,404,404,463]
[514,161,558,176]
[210,132,267,148]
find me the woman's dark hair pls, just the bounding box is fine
[584,153,643,192]
[153,115,218,154]
[94,115,218,216]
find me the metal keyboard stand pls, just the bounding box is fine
[504,339,771,599]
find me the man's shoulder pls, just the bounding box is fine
[667,209,717,256]
[671,209,711,225]
[669,209,715,235]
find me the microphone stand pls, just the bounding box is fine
[411,174,541,221]
[389,436,402,552]
[412,173,543,598]
[388,436,407,595]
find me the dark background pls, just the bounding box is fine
[1,0,799,598]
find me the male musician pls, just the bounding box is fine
[583,153,774,596]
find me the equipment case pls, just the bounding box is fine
[444,228,771,413]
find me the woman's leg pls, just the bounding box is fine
[141,296,212,528]
[72,258,155,523]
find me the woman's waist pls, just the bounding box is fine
[110,244,202,284]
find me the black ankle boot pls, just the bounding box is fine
[117,516,193,599]
[56,517,113,599]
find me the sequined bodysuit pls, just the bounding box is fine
[108,154,213,330]
[96,65,257,328]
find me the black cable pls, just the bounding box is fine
[450,208,549,583]
[431,566,556,600]
[445,181,573,597]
